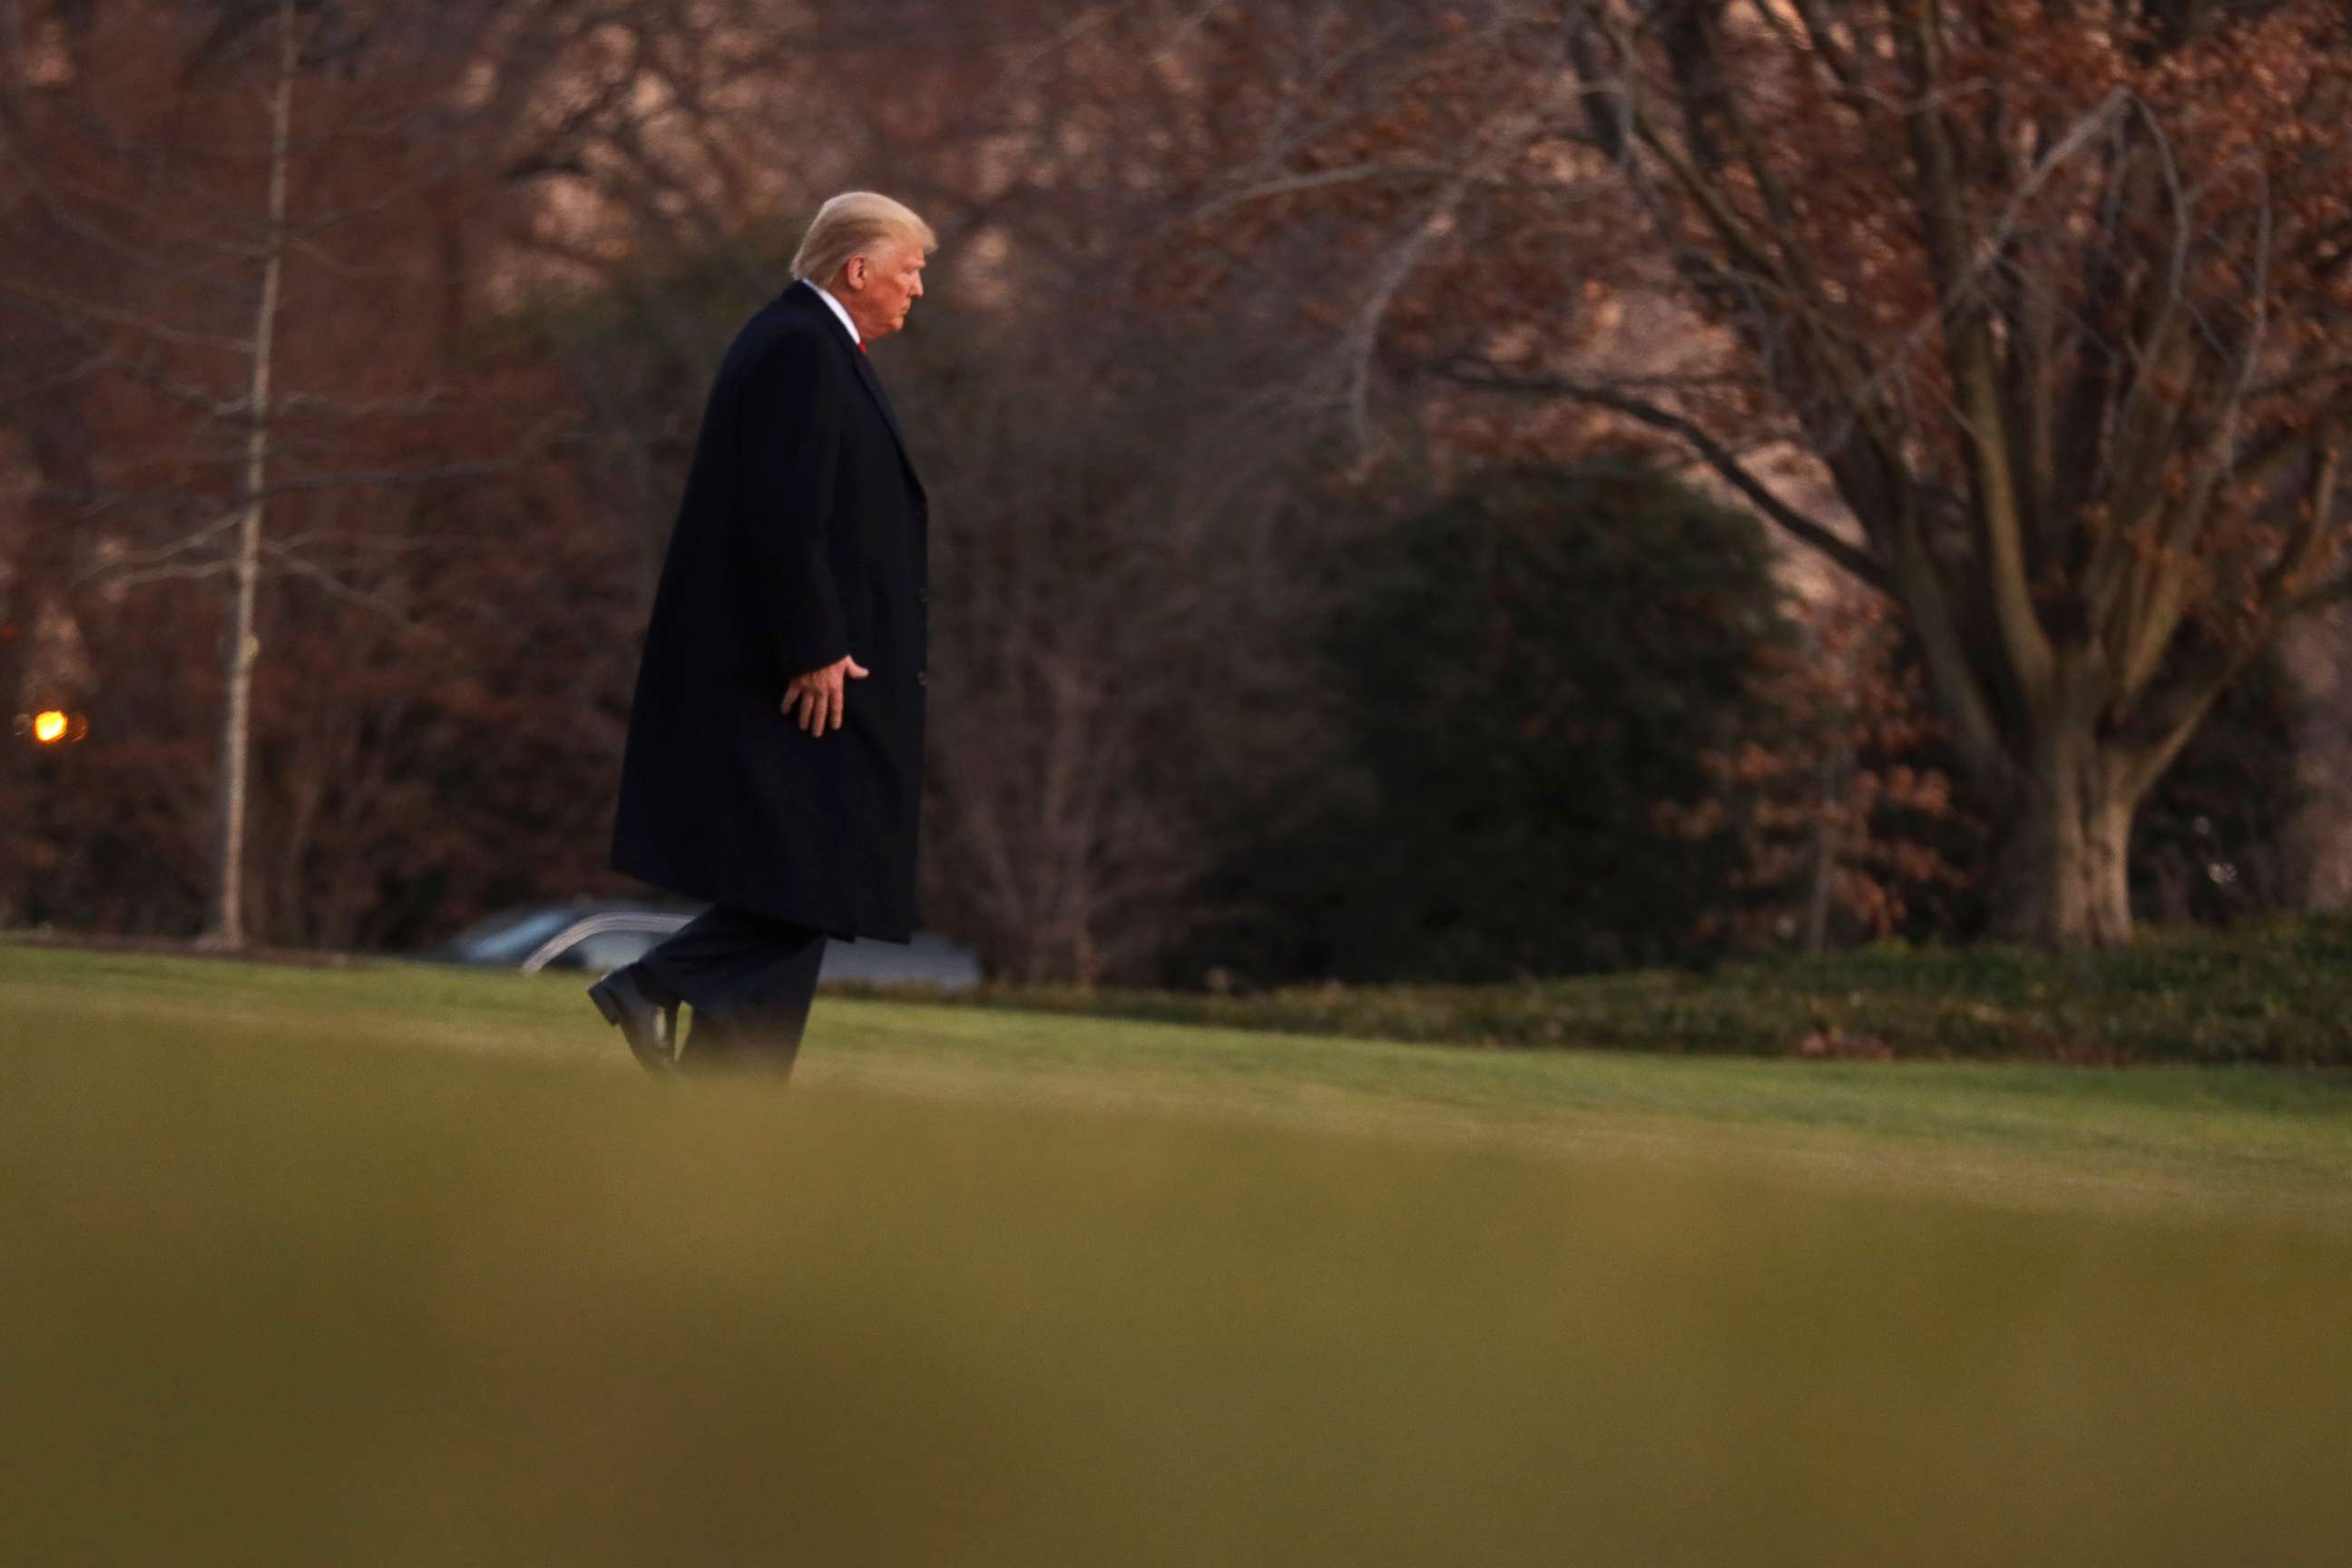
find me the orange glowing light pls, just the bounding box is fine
[32,710,69,745]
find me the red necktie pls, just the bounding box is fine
[858,341,867,355]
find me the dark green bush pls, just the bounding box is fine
[1175,460,1793,985]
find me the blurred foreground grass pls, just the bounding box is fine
[5,941,2351,1564]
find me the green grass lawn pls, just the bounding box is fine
[11,940,2349,1226]
[6,939,2352,1564]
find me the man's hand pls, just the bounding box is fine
[783,653,870,734]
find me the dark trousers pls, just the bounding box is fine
[633,906,829,1072]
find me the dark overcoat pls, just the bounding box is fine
[610,280,928,941]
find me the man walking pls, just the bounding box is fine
[591,191,936,1073]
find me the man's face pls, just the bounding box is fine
[842,240,926,340]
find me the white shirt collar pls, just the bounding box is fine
[802,277,859,345]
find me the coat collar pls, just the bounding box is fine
[779,280,925,503]
[800,277,861,345]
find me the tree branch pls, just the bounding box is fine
[1436,356,1887,589]
[1890,0,2053,709]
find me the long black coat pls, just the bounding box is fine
[610,280,928,941]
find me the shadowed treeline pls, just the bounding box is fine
[4,0,2347,979]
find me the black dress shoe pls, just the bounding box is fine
[588,965,679,1072]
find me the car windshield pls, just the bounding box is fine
[443,907,577,964]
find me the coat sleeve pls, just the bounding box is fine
[737,328,853,678]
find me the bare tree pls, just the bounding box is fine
[908,310,1337,984]
[1189,0,2352,946]
[205,0,299,950]
[1,0,585,946]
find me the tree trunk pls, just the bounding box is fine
[205,0,295,950]
[1803,737,1848,956]
[1986,726,2137,947]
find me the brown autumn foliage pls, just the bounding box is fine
[1181,0,2352,948]
[0,0,633,945]
[3,0,1351,974]
[1661,583,1985,950]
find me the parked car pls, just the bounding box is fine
[424,900,983,991]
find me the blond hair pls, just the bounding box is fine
[790,191,937,284]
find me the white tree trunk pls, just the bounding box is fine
[207,0,296,949]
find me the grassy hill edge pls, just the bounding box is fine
[9,916,2352,1068]
[6,935,2350,1230]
